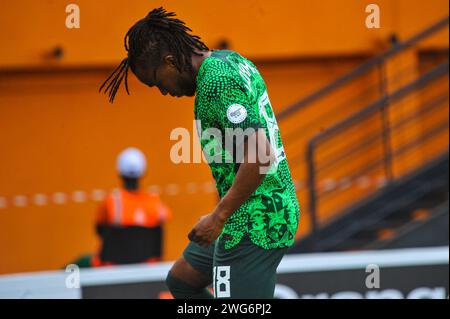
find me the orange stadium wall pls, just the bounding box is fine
[0,0,448,274]
[0,0,449,68]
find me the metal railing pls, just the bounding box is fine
[275,16,449,241]
[277,16,449,121]
[306,61,449,238]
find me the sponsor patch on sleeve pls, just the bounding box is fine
[226,104,247,124]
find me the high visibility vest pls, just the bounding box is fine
[96,189,171,227]
[93,189,172,266]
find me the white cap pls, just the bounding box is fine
[117,147,147,178]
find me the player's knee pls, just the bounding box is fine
[165,272,177,293]
[166,272,200,298]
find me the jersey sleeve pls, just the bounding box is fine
[200,74,263,131]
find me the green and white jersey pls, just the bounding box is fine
[194,50,300,250]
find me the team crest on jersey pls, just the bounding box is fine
[226,104,247,124]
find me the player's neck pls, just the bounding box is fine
[122,178,140,192]
[191,50,212,77]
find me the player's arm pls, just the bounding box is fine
[215,128,273,220]
[188,128,275,247]
[188,74,271,246]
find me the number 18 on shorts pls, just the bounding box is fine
[213,266,231,298]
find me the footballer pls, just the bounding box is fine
[99,7,300,299]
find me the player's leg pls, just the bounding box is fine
[212,234,287,299]
[166,241,215,299]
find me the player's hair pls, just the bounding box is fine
[99,7,209,103]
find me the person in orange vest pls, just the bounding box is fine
[91,147,172,267]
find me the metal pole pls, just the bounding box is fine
[378,62,394,183]
[306,142,318,251]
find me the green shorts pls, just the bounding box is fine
[182,234,287,299]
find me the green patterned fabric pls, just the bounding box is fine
[194,50,300,250]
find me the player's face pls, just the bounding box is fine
[135,55,196,98]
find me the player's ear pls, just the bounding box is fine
[163,55,176,68]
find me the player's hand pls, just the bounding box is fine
[188,212,226,247]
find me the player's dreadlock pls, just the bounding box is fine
[99,7,209,103]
